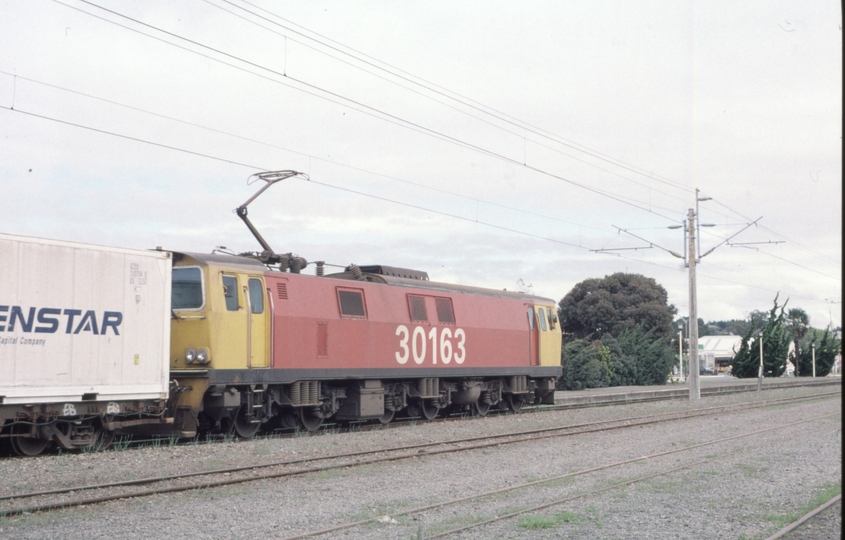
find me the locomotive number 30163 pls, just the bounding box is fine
[395,325,466,365]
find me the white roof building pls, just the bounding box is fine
[698,335,745,364]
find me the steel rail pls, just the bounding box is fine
[0,391,838,518]
[763,493,842,540]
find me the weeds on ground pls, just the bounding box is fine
[518,511,582,530]
[759,479,841,536]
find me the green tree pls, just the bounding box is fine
[784,308,810,376]
[558,273,677,341]
[601,333,639,387]
[559,339,614,390]
[793,328,841,377]
[731,296,791,378]
[616,326,675,385]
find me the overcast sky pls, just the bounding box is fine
[1,1,841,330]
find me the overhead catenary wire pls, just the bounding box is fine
[201,0,695,206]
[58,0,685,222]
[0,69,611,236]
[0,104,590,252]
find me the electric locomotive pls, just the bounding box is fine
[166,170,561,436]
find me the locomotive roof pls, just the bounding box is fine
[172,251,267,272]
[328,269,556,304]
[174,251,555,304]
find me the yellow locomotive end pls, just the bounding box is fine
[170,252,271,371]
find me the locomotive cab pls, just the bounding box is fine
[170,252,270,371]
[169,252,272,436]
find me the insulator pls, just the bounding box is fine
[316,261,325,277]
[347,264,363,280]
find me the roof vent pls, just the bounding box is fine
[358,265,429,281]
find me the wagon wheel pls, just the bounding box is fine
[298,407,324,432]
[378,407,395,425]
[471,400,491,417]
[234,407,261,439]
[9,424,51,457]
[420,400,439,421]
[506,395,525,413]
[88,426,116,451]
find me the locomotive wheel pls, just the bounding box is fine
[279,409,299,429]
[298,408,323,432]
[506,395,524,413]
[420,400,439,421]
[378,408,395,425]
[471,400,491,417]
[234,409,261,439]
[10,425,51,457]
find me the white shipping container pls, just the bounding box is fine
[0,233,172,404]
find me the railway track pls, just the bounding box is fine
[0,389,838,519]
[284,414,838,539]
[764,493,842,540]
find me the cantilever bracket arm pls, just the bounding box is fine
[235,170,309,255]
[612,225,684,259]
[699,217,762,259]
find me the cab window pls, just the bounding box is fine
[527,307,535,331]
[222,275,239,311]
[172,267,204,310]
[248,278,264,314]
[538,308,548,331]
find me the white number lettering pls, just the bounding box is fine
[63,403,77,416]
[412,326,426,364]
[396,325,466,365]
[428,327,438,364]
[395,325,409,364]
[440,327,453,364]
[106,402,120,415]
[454,328,466,364]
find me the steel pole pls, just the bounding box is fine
[678,328,684,382]
[688,209,700,400]
[757,334,764,392]
[812,344,816,377]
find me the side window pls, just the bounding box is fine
[172,267,204,310]
[248,278,264,314]
[538,308,548,331]
[338,288,366,318]
[408,295,428,322]
[222,275,239,311]
[435,297,455,324]
[527,307,535,331]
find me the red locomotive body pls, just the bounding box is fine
[266,270,546,374]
